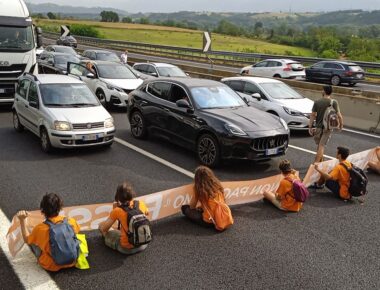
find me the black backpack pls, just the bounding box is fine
[340,162,368,197]
[121,201,152,247]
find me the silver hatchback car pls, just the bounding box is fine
[12,73,115,152]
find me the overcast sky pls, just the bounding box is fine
[27,0,380,13]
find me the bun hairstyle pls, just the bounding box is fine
[279,160,293,174]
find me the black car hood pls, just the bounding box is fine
[200,106,284,132]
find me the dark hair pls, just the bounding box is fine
[194,166,224,201]
[40,193,63,218]
[323,85,333,96]
[115,182,135,205]
[279,159,292,174]
[337,146,350,160]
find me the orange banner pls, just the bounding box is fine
[7,174,284,257]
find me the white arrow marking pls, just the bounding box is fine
[203,32,211,53]
[61,25,70,37]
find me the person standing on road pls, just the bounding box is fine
[308,85,343,163]
[120,49,128,64]
[99,182,150,255]
[181,166,233,230]
[16,193,80,272]
[263,160,304,212]
[313,146,352,201]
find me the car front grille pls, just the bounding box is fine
[72,122,104,130]
[251,134,289,151]
[0,64,27,79]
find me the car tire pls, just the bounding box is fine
[40,127,52,153]
[13,111,24,132]
[96,89,106,106]
[331,75,341,86]
[273,74,281,78]
[130,111,147,139]
[197,134,220,168]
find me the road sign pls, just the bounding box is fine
[60,25,70,37]
[203,31,211,53]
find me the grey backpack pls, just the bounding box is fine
[323,99,340,130]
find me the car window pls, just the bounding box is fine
[96,52,120,62]
[226,80,244,92]
[243,82,261,95]
[69,63,89,77]
[83,51,89,58]
[169,84,190,104]
[147,82,171,101]
[349,65,363,72]
[146,65,156,74]
[255,61,268,68]
[312,63,324,69]
[17,79,30,99]
[134,64,147,73]
[266,61,278,67]
[191,86,246,109]
[27,82,39,104]
[260,82,304,99]
[324,63,341,69]
[97,64,136,79]
[157,66,187,77]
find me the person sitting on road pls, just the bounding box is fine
[16,193,80,272]
[263,160,303,212]
[99,182,150,255]
[368,146,380,174]
[313,146,352,201]
[181,166,233,229]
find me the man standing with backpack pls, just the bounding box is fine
[99,182,152,254]
[16,193,80,272]
[263,160,307,212]
[308,85,343,163]
[314,146,368,200]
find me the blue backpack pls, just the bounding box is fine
[45,219,79,265]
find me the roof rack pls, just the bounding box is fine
[22,72,38,81]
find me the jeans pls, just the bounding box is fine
[326,180,341,198]
[181,205,214,228]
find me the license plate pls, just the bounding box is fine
[82,134,102,141]
[357,74,363,78]
[266,148,278,156]
[0,89,5,93]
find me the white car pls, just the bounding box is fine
[68,60,143,108]
[221,76,313,130]
[13,74,115,152]
[133,62,189,78]
[240,59,305,79]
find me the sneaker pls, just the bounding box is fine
[308,183,324,190]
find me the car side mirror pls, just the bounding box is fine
[86,73,96,79]
[150,72,158,77]
[29,100,39,109]
[176,99,191,109]
[251,93,261,101]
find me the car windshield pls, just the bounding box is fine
[0,26,34,51]
[55,46,76,55]
[157,66,187,77]
[349,65,363,72]
[260,82,304,99]
[97,53,120,62]
[40,84,100,107]
[97,64,137,79]
[55,55,80,65]
[191,86,246,109]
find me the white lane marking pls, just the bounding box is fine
[342,128,380,139]
[114,137,195,179]
[0,209,60,290]
[288,144,335,160]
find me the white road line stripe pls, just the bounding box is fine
[0,209,60,290]
[114,137,195,179]
[342,128,380,139]
[289,144,335,160]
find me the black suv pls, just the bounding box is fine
[305,61,365,86]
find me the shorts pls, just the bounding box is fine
[313,128,332,146]
[104,230,147,255]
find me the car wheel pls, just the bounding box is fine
[13,111,24,132]
[273,74,281,78]
[130,111,147,139]
[96,90,106,106]
[197,134,220,168]
[331,75,341,86]
[40,128,52,153]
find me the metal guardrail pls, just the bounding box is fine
[43,32,380,78]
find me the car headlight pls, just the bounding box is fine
[225,124,247,136]
[104,118,114,128]
[279,118,289,131]
[54,121,71,131]
[106,83,123,92]
[283,106,304,116]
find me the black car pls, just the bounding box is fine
[38,52,80,74]
[56,35,77,48]
[127,78,289,167]
[305,61,365,86]
[82,50,120,62]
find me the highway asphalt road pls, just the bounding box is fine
[42,38,380,94]
[0,105,379,290]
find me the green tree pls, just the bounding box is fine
[122,17,132,23]
[100,11,119,22]
[47,12,56,19]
